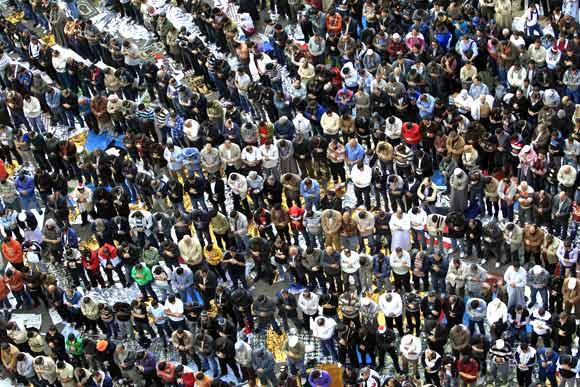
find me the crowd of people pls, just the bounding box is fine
[0,0,579,385]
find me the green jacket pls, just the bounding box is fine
[131,265,153,286]
[66,337,83,357]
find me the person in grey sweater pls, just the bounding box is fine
[527,265,550,308]
[304,210,323,249]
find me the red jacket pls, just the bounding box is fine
[402,122,422,145]
[0,160,7,182]
[82,251,100,271]
[157,362,176,383]
[98,243,118,261]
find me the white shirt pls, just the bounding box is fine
[340,250,361,274]
[164,298,184,322]
[516,347,537,369]
[52,55,67,73]
[385,117,402,139]
[148,304,167,324]
[378,292,403,317]
[310,317,337,339]
[260,144,279,169]
[408,208,427,231]
[241,147,262,164]
[531,309,551,335]
[297,293,320,316]
[400,335,422,360]
[389,213,411,232]
[390,250,411,275]
[486,298,508,325]
[320,112,340,135]
[504,266,527,288]
[350,165,372,188]
[293,113,312,137]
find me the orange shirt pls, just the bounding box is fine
[4,270,24,292]
[1,239,23,264]
[0,279,9,299]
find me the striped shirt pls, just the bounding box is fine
[136,107,155,121]
[154,108,169,129]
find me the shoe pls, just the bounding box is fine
[480,259,487,265]
[495,262,501,268]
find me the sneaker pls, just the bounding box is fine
[495,262,501,268]
[480,259,487,265]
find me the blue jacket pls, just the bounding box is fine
[373,254,390,278]
[537,348,558,376]
[274,120,295,139]
[15,175,35,197]
[300,179,320,201]
[62,227,79,248]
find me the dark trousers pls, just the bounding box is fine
[377,346,402,372]
[385,315,404,336]
[218,357,241,378]
[516,368,532,387]
[354,185,371,208]
[104,264,127,286]
[393,272,411,292]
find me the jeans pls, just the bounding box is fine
[67,1,80,18]
[341,236,359,251]
[566,87,580,104]
[287,357,305,376]
[432,275,446,294]
[468,319,485,335]
[190,196,208,211]
[177,287,195,303]
[116,319,134,339]
[304,196,319,211]
[104,320,119,338]
[0,297,11,309]
[529,287,548,307]
[320,338,338,361]
[19,195,40,211]
[411,229,427,250]
[428,233,444,252]
[26,115,45,133]
[155,321,173,347]
[153,283,173,302]
[138,283,159,302]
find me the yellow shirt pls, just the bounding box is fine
[204,246,223,266]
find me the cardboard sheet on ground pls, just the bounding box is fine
[11,313,41,330]
[49,308,64,325]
